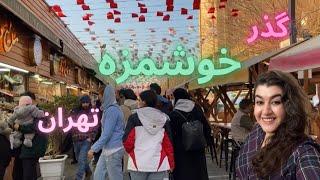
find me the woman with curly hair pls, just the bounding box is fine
[236,70,320,179]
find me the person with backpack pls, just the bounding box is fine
[169,88,211,180]
[236,71,320,179]
[149,83,173,115]
[123,90,175,180]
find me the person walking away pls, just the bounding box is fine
[120,88,138,125]
[88,85,125,180]
[230,99,254,144]
[149,83,173,115]
[169,88,211,180]
[123,90,175,180]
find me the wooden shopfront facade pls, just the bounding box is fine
[0,1,101,102]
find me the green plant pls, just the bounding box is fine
[38,95,79,155]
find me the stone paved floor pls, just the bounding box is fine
[61,152,229,180]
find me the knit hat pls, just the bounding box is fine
[19,96,33,107]
[0,120,12,136]
[80,95,91,104]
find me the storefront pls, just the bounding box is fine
[0,4,100,107]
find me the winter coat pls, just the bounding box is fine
[18,121,48,159]
[0,134,11,168]
[123,107,175,172]
[91,85,125,153]
[120,99,138,125]
[71,107,98,142]
[8,105,44,126]
[169,99,211,180]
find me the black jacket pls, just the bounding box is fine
[0,134,11,167]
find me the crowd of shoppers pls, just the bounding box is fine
[1,71,320,180]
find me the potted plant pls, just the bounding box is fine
[37,95,79,179]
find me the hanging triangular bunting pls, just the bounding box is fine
[181,8,188,15]
[114,17,121,23]
[167,6,174,11]
[156,11,163,16]
[110,2,118,8]
[138,3,146,7]
[193,0,200,10]
[82,4,90,10]
[166,0,173,6]
[187,15,193,20]
[107,12,114,19]
[139,15,145,22]
[163,14,170,21]
[132,13,139,18]
[114,10,121,15]
[56,12,66,17]
[208,7,215,13]
[140,7,147,13]
[77,0,85,5]
[88,21,95,25]
[51,5,62,12]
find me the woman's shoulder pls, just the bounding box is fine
[294,138,320,156]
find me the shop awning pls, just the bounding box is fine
[269,36,320,72]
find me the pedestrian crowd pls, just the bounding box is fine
[0,71,319,180]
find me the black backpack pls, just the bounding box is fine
[175,110,207,151]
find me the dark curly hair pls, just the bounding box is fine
[252,70,311,178]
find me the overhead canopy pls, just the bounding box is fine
[269,36,320,72]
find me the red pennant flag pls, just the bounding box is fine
[138,3,145,7]
[231,8,239,12]
[106,0,113,3]
[187,15,193,20]
[82,14,89,20]
[82,4,90,10]
[163,14,170,21]
[211,15,216,19]
[167,6,174,11]
[139,15,145,22]
[193,0,200,10]
[219,4,226,9]
[156,11,163,16]
[88,21,95,26]
[208,7,215,13]
[114,18,121,23]
[132,13,139,18]
[51,5,62,12]
[231,8,239,16]
[107,12,114,19]
[110,2,118,8]
[166,0,173,6]
[220,0,227,2]
[56,12,66,17]
[114,10,121,15]
[91,37,96,41]
[181,8,188,15]
[140,7,147,13]
[77,0,85,5]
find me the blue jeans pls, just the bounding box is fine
[94,148,124,180]
[74,140,91,180]
[129,171,167,180]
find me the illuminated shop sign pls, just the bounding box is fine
[38,107,99,133]
[0,20,19,52]
[99,46,241,84]
[247,12,289,44]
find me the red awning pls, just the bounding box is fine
[269,36,320,72]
